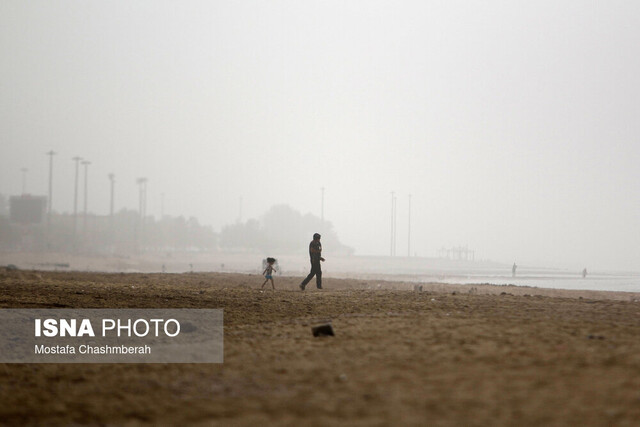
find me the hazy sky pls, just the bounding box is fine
[1,1,639,271]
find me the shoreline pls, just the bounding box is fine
[2,267,640,302]
[2,251,639,294]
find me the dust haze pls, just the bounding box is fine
[1,1,639,272]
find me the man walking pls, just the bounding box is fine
[300,233,325,290]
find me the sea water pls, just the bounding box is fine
[435,271,640,293]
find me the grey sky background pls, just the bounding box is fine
[1,1,639,271]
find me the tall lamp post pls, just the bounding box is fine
[81,160,91,237]
[407,194,411,257]
[136,177,147,252]
[390,191,397,256]
[72,156,82,245]
[46,151,56,229]
[108,173,115,234]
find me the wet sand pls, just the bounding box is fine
[1,269,640,426]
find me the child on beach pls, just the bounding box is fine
[261,257,277,290]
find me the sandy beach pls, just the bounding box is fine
[1,269,640,426]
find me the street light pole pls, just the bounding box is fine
[72,156,82,243]
[408,194,411,257]
[108,173,115,228]
[393,193,397,256]
[81,160,91,237]
[390,191,395,256]
[46,151,56,227]
[136,177,147,252]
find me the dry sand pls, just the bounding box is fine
[1,269,640,426]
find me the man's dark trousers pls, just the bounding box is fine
[301,261,322,289]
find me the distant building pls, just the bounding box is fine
[9,195,47,224]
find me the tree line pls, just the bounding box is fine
[0,198,352,255]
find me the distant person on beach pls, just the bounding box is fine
[261,257,277,290]
[582,268,587,278]
[512,263,517,278]
[300,233,325,290]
